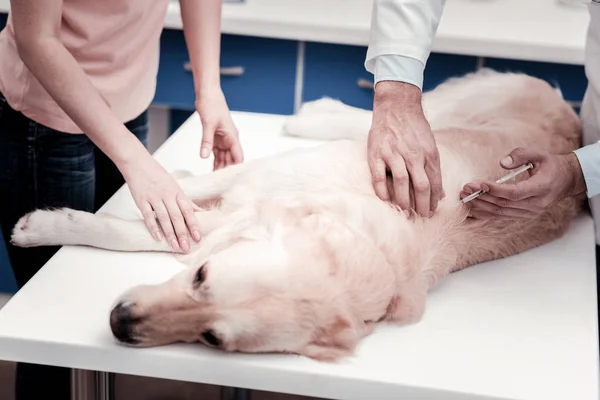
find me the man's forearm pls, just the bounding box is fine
[179,0,222,96]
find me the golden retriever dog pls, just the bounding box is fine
[10,69,583,361]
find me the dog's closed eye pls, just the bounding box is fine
[201,330,221,347]
[194,265,206,285]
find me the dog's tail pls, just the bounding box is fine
[283,98,372,141]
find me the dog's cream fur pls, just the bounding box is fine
[10,69,583,361]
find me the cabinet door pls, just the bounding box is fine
[154,30,298,115]
[302,42,375,110]
[301,41,478,110]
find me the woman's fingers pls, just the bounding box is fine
[151,201,179,252]
[177,193,201,242]
[141,201,162,241]
[164,198,190,252]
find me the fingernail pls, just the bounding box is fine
[501,156,513,167]
[180,239,190,253]
[201,148,209,158]
[468,213,474,218]
[482,184,490,192]
[171,238,180,250]
[464,187,472,195]
[154,231,163,241]
[192,230,201,241]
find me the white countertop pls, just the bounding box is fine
[0,111,598,400]
[0,0,591,65]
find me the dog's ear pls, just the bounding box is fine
[299,314,361,362]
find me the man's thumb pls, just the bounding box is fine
[500,147,541,169]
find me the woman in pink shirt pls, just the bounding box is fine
[0,1,243,398]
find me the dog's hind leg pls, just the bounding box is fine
[176,161,249,204]
[282,109,371,141]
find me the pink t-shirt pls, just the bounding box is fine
[0,0,170,134]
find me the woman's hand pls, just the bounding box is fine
[178,0,242,170]
[121,152,201,253]
[196,88,244,170]
[459,148,586,219]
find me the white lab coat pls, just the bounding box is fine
[580,2,600,243]
[366,0,600,244]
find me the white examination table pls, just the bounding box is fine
[0,112,597,400]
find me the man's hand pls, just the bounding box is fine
[459,148,587,219]
[368,81,444,217]
[196,88,244,170]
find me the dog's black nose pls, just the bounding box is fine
[110,302,139,345]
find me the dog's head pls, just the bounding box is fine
[109,208,396,361]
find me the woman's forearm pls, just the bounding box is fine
[11,0,147,170]
[16,38,146,166]
[179,0,222,96]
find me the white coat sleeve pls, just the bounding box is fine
[365,0,446,89]
[574,141,600,197]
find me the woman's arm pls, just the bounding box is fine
[10,0,200,252]
[179,0,243,169]
[11,0,144,164]
[179,0,221,95]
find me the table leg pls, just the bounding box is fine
[71,369,114,400]
[220,387,252,400]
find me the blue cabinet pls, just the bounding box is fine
[302,42,375,110]
[422,53,479,92]
[301,42,479,110]
[154,30,298,115]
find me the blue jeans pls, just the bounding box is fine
[0,91,149,400]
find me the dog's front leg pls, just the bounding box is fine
[10,208,175,252]
[10,208,230,253]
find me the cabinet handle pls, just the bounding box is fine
[183,62,245,76]
[357,79,374,90]
[219,66,246,76]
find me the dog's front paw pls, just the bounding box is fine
[10,208,76,247]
